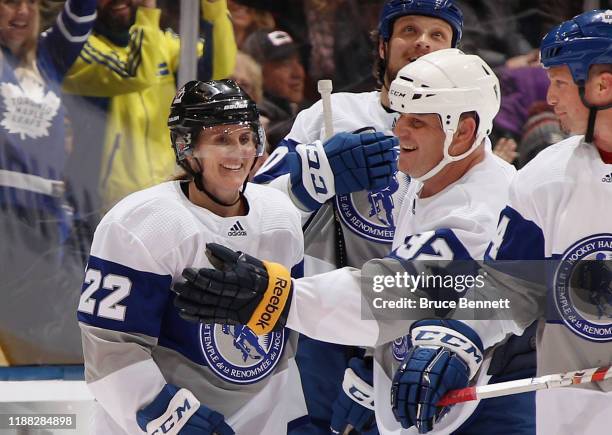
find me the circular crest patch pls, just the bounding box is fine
[554,234,612,342]
[336,174,400,243]
[200,324,285,384]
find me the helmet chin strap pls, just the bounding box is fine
[189,157,259,208]
[578,85,612,144]
[412,132,484,182]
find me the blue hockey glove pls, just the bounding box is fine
[287,131,398,210]
[391,320,484,434]
[330,357,379,435]
[137,384,234,435]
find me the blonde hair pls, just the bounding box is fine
[0,0,41,66]
[232,51,263,103]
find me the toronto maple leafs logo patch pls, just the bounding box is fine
[1,82,60,140]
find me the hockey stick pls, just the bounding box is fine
[437,366,612,407]
[316,77,356,435]
[318,79,334,140]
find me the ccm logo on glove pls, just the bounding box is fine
[247,261,291,335]
[306,147,329,195]
[413,325,483,368]
[145,389,199,435]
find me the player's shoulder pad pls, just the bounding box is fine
[512,135,582,196]
[245,182,302,231]
[98,182,202,256]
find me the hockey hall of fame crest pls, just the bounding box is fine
[554,234,612,342]
[336,174,401,243]
[199,323,285,384]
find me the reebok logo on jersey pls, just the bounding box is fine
[602,173,612,183]
[228,221,247,236]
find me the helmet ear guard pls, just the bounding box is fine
[389,49,500,181]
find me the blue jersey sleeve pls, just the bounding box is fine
[77,255,172,338]
[485,206,545,262]
[252,139,299,184]
[38,0,97,80]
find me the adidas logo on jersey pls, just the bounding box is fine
[602,173,612,183]
[228,221,247,236]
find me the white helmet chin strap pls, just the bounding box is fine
[412,132,484,182]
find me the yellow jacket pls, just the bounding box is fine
[63,2,236,212]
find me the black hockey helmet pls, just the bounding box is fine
[168,79,266,169]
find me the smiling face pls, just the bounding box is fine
[380,15,453,88]
[0,0,39,56]
[393,112,446,177]
[192,124,258,199]
[546,65,590,135]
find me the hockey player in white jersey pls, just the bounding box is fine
[253,1,465,432]
[173,49,535,434]
[390,9,612,435]
[77,80,313,435]
[478,10,611,435]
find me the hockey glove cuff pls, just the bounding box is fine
[136,384,234,435]
[287,132,398,211]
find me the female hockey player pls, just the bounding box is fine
[76,80,306,434]
[77,79,396,434]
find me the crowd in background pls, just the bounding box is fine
[0,0,606,371]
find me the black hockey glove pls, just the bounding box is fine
[173,243,293,335]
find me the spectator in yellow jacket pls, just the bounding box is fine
[62,0,236,222]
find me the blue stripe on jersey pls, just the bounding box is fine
[157,304,207,365]
[37,0,96,78]
[253,138,299,184]
[291,259,304,279]
[485,206,545,261]
[77,255,172,338]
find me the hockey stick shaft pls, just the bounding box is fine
[317,79,334,140]
[437,365,612,407]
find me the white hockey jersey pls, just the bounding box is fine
[254,91,409,272]
[77,181,305,434]
[485,135,612,435]
[287,149,517,434]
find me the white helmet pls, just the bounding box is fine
[388,48,500,181]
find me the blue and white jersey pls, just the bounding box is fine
[78,181,305,434]
[255,90,408,434]
[286,148,517,434]
[0,0,96,212]
[484,135,612,435]
[254,91,409,272]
